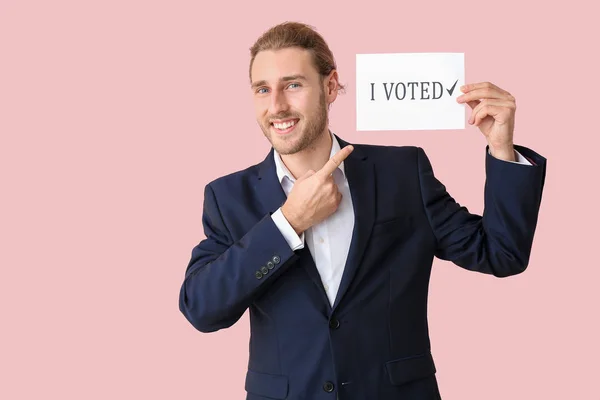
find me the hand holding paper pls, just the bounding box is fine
[457,82,517,161]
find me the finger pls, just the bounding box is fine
[318,145,354,178]
[332,190,342,206]
[466,95,516,110]
[461,81,510,95]
[472,104,507,126]
[322,174,335,189]
[458,87,509,104]
[297,169,316,181]
[469,100,515,123]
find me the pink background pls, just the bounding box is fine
[1,0,598,398]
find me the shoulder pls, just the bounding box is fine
[205,164,259,191]
[202,153,267,198]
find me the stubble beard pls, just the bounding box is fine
[261,90,328,156]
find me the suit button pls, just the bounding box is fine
[260,266,269,274]
[272,255,281,264]
[323,381,335,392]
[329,319,340,329]
[266,261,274,270]
[255,271,263,279]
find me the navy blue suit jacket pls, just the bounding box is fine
[179,134,547,400]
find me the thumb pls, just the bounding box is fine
[297,169,316,182]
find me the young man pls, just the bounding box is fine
[179,21,546,400]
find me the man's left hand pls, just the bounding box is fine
[457,81,517,162]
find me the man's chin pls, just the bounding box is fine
[272,142,299,155]
[266,132,298,154]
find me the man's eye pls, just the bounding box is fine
[257,88,268,94]
[288,83,300,89]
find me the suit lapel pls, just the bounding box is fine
[254,134,376,313]
[255,148,288,215]
[331,135,375,312]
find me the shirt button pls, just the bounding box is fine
[323,381,335,393]
[319,237,325,244]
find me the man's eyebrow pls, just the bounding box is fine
[251,75,308,89]
[281,74,307,82]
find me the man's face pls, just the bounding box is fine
[250,47,332,155]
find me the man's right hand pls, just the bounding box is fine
[281,145,354,235]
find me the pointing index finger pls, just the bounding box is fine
[317,145,354,177]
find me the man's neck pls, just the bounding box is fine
[280,129,333,180]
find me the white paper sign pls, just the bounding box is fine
[356,53,465,131]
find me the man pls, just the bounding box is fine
[178,21,546,400]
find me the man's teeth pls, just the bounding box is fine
[273,120,296,130]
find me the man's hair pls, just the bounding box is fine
[248,21,346,94]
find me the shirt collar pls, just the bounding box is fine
[273,130,345,184]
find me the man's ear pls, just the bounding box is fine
[324,70,339,102]
[326,70,339,94]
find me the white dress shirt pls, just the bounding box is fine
[270,131,532,306]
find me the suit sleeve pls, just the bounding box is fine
[179,183,301,333]
[417,145,547,277]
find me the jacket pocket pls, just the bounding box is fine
[371,214,413,239]
[385,352,437,386]
[245,369,289,399]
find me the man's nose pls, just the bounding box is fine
[268,90,289,115]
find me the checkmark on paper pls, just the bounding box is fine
[446,79,458,96]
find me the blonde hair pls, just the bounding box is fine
[249,21,346,93]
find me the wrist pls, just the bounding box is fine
[489,143,516,162]
[281,204,304,235]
